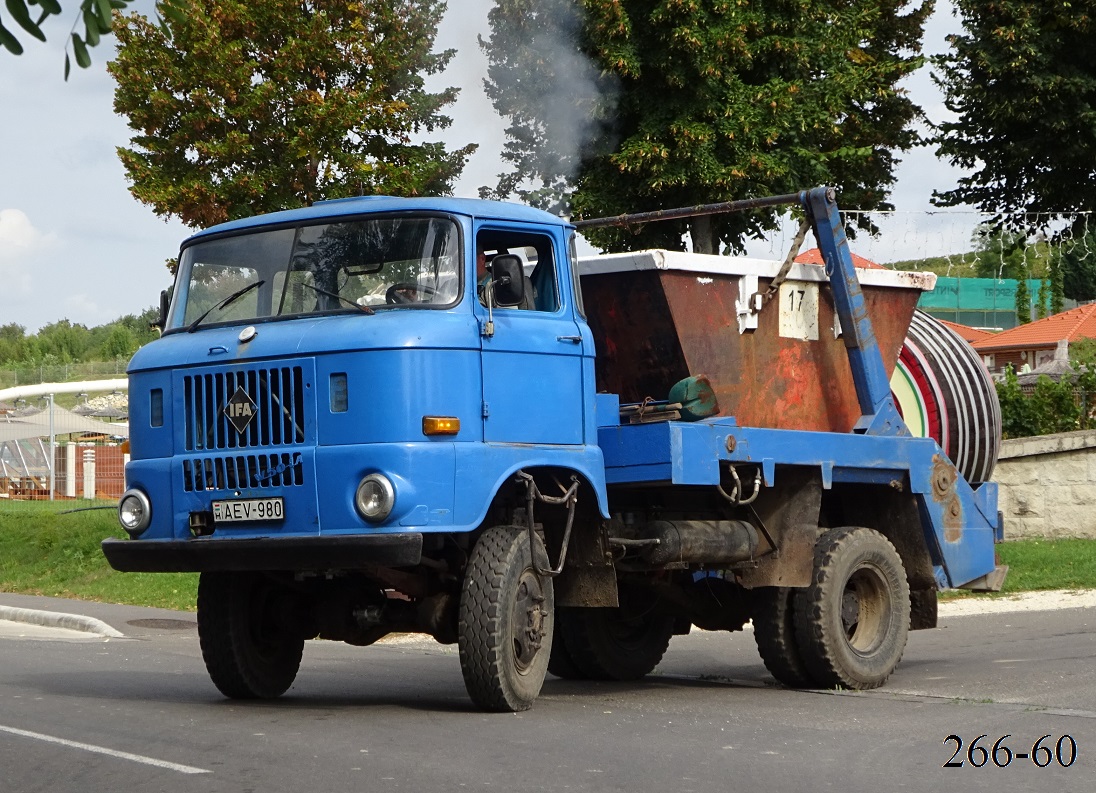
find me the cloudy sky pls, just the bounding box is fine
[0,1,969,333]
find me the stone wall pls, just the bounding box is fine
[990,429,1096,539]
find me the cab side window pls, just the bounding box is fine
[476,231,559,312]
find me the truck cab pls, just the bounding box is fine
[113,197,607,553]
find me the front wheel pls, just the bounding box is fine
[458,526,554,712]
[197,571,304,699]
[793,527,910,690]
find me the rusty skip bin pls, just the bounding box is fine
[578,248,935,434]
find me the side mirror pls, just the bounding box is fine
[153,289,170,332]
[490,254,525,307]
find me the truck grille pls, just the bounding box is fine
[183,366,306,451]
[182,452,304,492]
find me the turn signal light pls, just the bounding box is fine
[422,416,460,436]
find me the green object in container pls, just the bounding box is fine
[668,375,719,421]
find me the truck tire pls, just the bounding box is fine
[751,587,814,688]
[793,527,910,690]
[197,571,304,699]
[558,587,674,681]
[458,526,554,712]
[547,609,587,680]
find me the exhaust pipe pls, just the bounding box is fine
[640,520,759,566]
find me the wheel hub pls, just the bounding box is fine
[842,566,888,652]
[512,571,548,672]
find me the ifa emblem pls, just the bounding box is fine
[223,387,258,433]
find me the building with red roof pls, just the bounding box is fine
[972,303,1096,375]
[938,319,996,345]
[795,248,884,270]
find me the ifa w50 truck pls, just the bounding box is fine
[104,187,1005,712]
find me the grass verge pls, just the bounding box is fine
[0,499,196,611]
[995,538,1096,593]
[1,500,1094,610]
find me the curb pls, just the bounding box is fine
[0,606,125,638]
[938,588,1096,617]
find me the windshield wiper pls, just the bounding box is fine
[187,279,265,333]
[293,281,374,315]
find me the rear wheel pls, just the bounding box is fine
[547,609,587,680]
[559,586,674,681]
[459,526,554,712]
[794,527,910,690]
[197,572,304,699]
[752,587,814,688]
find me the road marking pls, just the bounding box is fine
[0,724,210,775]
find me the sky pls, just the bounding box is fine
[0,1,972,333]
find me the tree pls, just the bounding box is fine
[997,365,1084,439]
[0,323,28,364]
[1072,337,1096,371]
[1073,338,1096,430]
[33,319,92,363]
[971,228,1032,280]
[1014,276,1031,325]
[968,227,1075,320]
[0,0,134,77]
[1056,230,1096,303]
[933,2,1096,225]
[98,324,139,360]
[109,0,475,228]
[996,366,1037,439]
[1050,256,1066,315]
[481,0,933,254]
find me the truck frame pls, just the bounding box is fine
[104,186,1003,711]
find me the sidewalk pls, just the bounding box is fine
[0,592,196,639]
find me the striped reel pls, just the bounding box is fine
[890,311,1002,484]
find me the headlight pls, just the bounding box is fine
[355,474,395,523]
[118,489,152,537]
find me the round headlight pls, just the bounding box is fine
[118,489,152,536]
[355,474,395,522]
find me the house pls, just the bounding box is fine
[1015,340,1075,388]
[938,319,996,345]
[795,248,884,270]
[971,303,1096,376]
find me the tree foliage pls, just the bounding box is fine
[0,309,158,367]
[109,0,474,228]
[0,0,134,77]
[482,0,932,254]
[933,1,1096,225]
[967,228,1075,320]
[1056,230,1096,303]
[997,354,1096,439]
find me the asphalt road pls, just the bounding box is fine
[0,592,1093,792]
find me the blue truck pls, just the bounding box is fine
[103,186,1004,712]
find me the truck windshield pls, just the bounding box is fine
[168,216,461,330]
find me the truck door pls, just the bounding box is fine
[476,225,587,445]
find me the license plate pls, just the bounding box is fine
[212,497,284,523]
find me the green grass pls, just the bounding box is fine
[995,538,1096,593]
[1,499,1093,610]
[0,499,197,611]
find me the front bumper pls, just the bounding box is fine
[102,533,423,573]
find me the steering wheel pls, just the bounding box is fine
[385,282,437,305]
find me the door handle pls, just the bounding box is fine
[556,335,582,344]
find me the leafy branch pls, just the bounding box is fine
[0,0,134,79]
